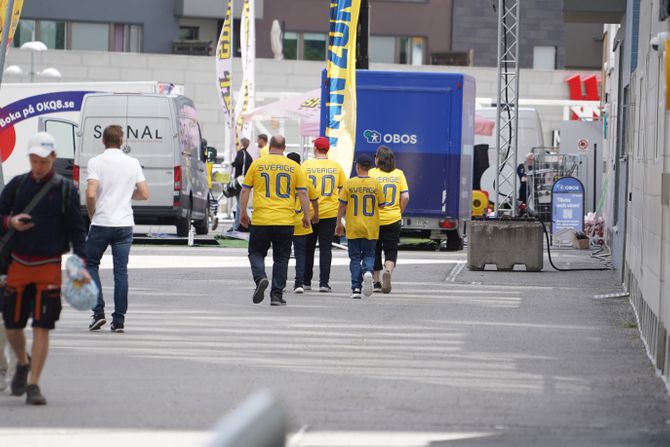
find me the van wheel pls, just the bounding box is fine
[176,209,191,238]
[445,231,464,251]
[194,218,209,235]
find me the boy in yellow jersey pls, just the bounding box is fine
[286,152,319,294]
[369,145,410,294]
[257,134,269,158]
[301,137,347,292]
[240,136,310,306]
[335,154,385,299]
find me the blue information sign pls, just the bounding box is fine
[551,177,585,234]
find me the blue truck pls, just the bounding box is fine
[321,70,476,249]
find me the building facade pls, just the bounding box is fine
[15,0,600,69]
[584,0,670,385]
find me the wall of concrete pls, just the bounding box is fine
[4,47,596,157]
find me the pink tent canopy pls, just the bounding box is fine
[243,89,496,137]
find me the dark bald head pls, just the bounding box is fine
[269,135,286,151]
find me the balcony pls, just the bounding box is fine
[562,0,626,23]
[172,40,213,56]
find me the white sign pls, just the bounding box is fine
[577,138,589,152]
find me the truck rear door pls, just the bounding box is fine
[39,117,77,180]
[125,95,175,208]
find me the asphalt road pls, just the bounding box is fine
[1,244,669,447]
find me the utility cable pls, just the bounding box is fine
[537,218,611,271]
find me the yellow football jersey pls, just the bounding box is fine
[242,154,308,226]
[294,182,318,236]
[339,176,385,240]
[259,146,269,158]
[302,158,347,219]
[369,168,409,225]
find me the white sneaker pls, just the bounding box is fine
[294,286,304,294]
[382,270,392,294]
[0,367,7,391]
[351,288,362,299]
[362,272,373,297]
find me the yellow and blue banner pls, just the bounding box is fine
[325,0,360,176]
[234,0,255,148]
[0,0,23,48]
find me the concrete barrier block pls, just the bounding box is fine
[467,220,544,272]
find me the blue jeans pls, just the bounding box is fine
[86,225,133,325]
[292,234,308,288]
[347,238,376,290]
[248,225,294,298]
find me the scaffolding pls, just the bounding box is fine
[494,0,520,217]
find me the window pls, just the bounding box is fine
[12,19,142,52]
[281,32,326,61]
[303,33,326,61]
[12,19,35,47]
[283,32,298,60]
[71,22,109,51]
[533,46,557,70]
[370,36,395,63]
[43,119,76,159]
[39,20,66,49]
[178,26,199,40]
[370,35,425,65]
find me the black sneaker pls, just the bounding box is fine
[270,296,287,306]
[11,356,30,396]
[319,284,332,293]
[26,384,47,405]
[110,323,125,333]
[89,314,106,331]
[351,288,362,299]
[373,282,382,293]
[253,278,269,304]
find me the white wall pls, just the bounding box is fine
[4,48,598,160]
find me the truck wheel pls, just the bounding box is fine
[176,209,192,237]
[194,218,209,235]
[445,231,464,251]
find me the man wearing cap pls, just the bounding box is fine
[86,125,149,334]
[301,137,347,292]
[0,132,89,405]
[335,154,385,299]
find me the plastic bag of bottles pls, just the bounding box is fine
[63,256,98,311]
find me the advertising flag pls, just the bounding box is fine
[0,0,23,48]
[325,0,361,176]
[234,0,255,148]
[215,0,234,149]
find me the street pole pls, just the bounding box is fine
[356,0,369,69]
[0,0,15,190]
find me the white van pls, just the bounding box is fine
[475,107,545,166]
[75,93,209,236]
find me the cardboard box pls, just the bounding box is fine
[573,238,589,250]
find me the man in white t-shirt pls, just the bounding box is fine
[85,125,149,333]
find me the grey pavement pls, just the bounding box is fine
[0,244,669,446]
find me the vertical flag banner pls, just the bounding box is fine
[234,0,255,148]
[325,0,361,176]
[0,0,23,48]
[215,0,234,157]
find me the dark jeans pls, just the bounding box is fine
[86,225,133,325]
[248,225,294,298]
[374,221,402,271]
[304,217,337,287]
[347,238,376,290]
[292,234,308,288]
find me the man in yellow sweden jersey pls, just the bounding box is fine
[369,145,410,294]
[302,137,347,293]
[240,135,310,306]
[335,154,385,299]
[286,152,319,294]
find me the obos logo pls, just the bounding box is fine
[363,129,417,145]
